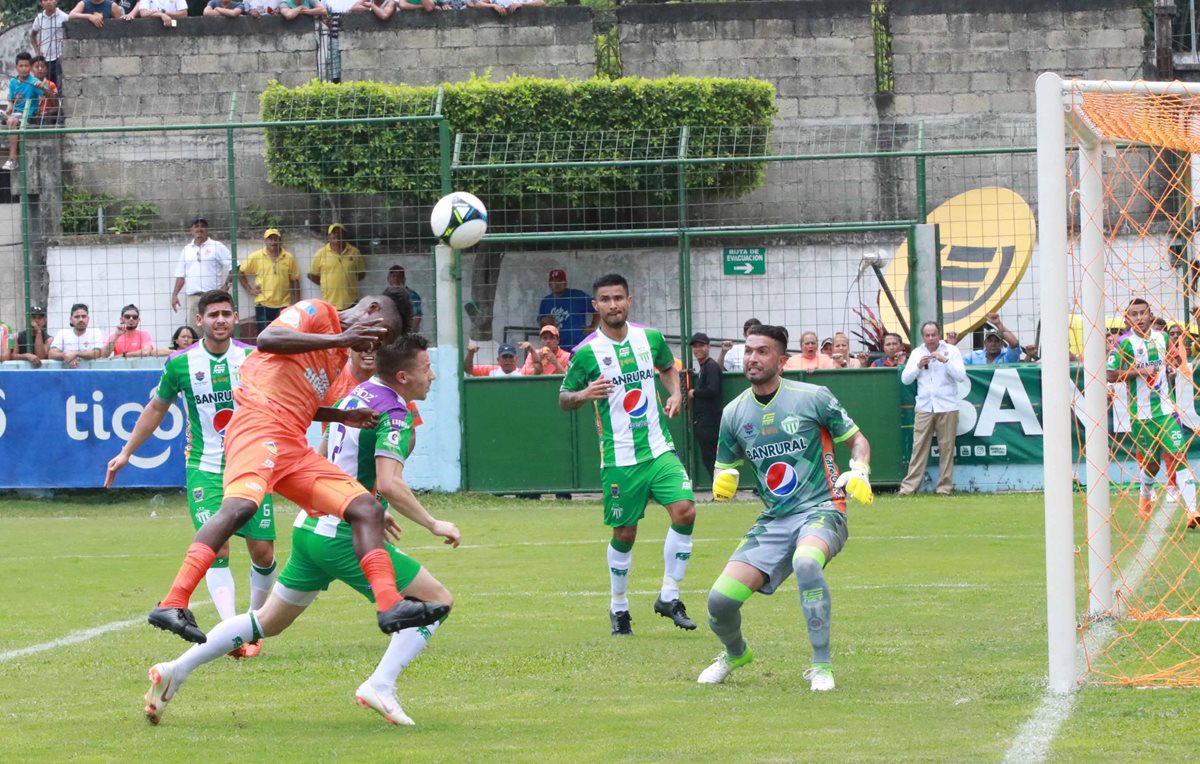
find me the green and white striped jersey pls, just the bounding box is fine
[1106,330,1174,420]
[154,340,253,474]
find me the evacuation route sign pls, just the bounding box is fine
[723,247,766,276]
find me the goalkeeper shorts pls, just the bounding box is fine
[730,507,847,595]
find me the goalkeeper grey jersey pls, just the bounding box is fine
[716,379,860,518]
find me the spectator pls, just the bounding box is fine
[964,316,1021,365]
[828,331,863,368]
[688,332,721,479]
[29,57,58,125]
[125,0,186,24]
[171,216,232,322]
[520,324,570,375]
[351,0,396,17]
[398,0,437,10]
[14,305,50,367]
[239,228,300,331]
[784,331,836,371]
[717,317,761,372]
[103,303,161,358]
[30,0,67,96]
[0,317,11,362]
[3,52,49,172]
[464,341,526,377]
[307,223,364,310]
[170,325,198,351]
[945,330,959,346]
[819,337,834,356]
[204,0,246,14]
[871,332,908,368]
[387,265,422,333]
[278,0,327,19]
[49,302,105,368]
[68,0,123,26]
[538,268,597,351]
[898,321,966,496]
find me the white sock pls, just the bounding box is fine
[660,528,693,600]
[249,559,277,611]
[1141,469,1157,499]
[366,621,441,692]
[205,566,237,620]
[1180,466,1198,513]
[174,612,258,681]
[607,543,632,614]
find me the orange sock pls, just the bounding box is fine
[160,543,217,609]
[360,548,402,612]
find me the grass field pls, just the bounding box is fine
[1,491,1198,762]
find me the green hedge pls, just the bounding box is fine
[260,76,776,216]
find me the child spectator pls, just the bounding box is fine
[3,53,49,172]
[30,0,67,95]
[30,57,58,125]
[69,0,124,27]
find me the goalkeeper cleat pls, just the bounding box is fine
[148,605,206,644]
[377,598,450,634]
[144,662,180,725]
[610,609,633,636]
[654,597,697,630]
[697,648,753,684]
[355,681,415,726]
[803,663,835,692]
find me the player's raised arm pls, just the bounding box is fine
[257,316,386,355]
[375,457,460,547]
[104,397,172,487]
[313,405,381,429]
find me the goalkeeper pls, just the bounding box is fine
[697,324,872,692]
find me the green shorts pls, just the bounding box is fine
[1132,414,1185,457]
[277,526,422,601]
[731,507,848,595]
[187,469,276,542]
[601,451,695,527]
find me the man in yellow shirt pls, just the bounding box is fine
[307,223,365,310]
[239,228,300,331]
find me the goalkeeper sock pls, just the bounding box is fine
[249,558,277,611]
[368,619,443,692]
[660,525,694,600]
[204,560,236,620]
[708,575,752,658]
[608,540,633,613]
[793,546,832,665]
[175,611,261,680]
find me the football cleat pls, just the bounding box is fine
[610,609,633,636]
[803,663,835,692]
[1138,494,1154,521]
[148,605,206,644]
[1187,512,1200,530]
[144,662,180,725]
[355,681,415,726]
[1166,485,1182,505]
[377,598,450,634]
[697,648,753,684]
[240,640,262,659]
[653,598,697,630]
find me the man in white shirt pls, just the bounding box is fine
[171,216,231,323]
[717,317,761,372]
[49,302,106,368]
[898,321,966,495]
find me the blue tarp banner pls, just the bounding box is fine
[0,370,186,488]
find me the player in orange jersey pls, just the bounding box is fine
[149,288,449,644]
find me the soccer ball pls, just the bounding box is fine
[430,191,488,250]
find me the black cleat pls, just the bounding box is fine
[610,609,633,636]
[378,598,450,634]
[654,597,697,630]
[148,605,207,644]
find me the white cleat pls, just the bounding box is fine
[355,681,415,726]
[145,662,180,725]
[803,664,835,692]
[696,648,753,684]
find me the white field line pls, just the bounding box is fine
[0,600,211,664]
[1002,502,1178,764]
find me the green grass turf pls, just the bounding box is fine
[0,491,1197,762]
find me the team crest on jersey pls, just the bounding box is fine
[623,389,649,417]
[192,487,204,502]
[602,356,613,366]
[194,371,205,382]
[262,441,277,456]
[781,415,801,435]
[743,422,756,437]
[765,462,799,497]
[610,483,619,498]
[637,350,652,365]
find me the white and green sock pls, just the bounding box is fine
[660,524,694,601]
[174,611,261,681]
[249,559,277,611]
[366,620,442,692]
[607,540,633,614]
[205,559,236,620]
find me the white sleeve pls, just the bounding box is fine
[174,247,187,279]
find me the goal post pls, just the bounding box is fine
[1038,73,1200,691]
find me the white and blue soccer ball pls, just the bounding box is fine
[430,191,488,250]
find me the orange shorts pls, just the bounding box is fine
[223,406,369,519]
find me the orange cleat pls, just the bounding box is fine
[240,640,262,659]
[1139,494,1154,521]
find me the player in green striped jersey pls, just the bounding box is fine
[106,291,278,647]
[1106,297,1199,526]
[560,273,698,636]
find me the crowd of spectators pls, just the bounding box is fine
[59,0,545,19]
